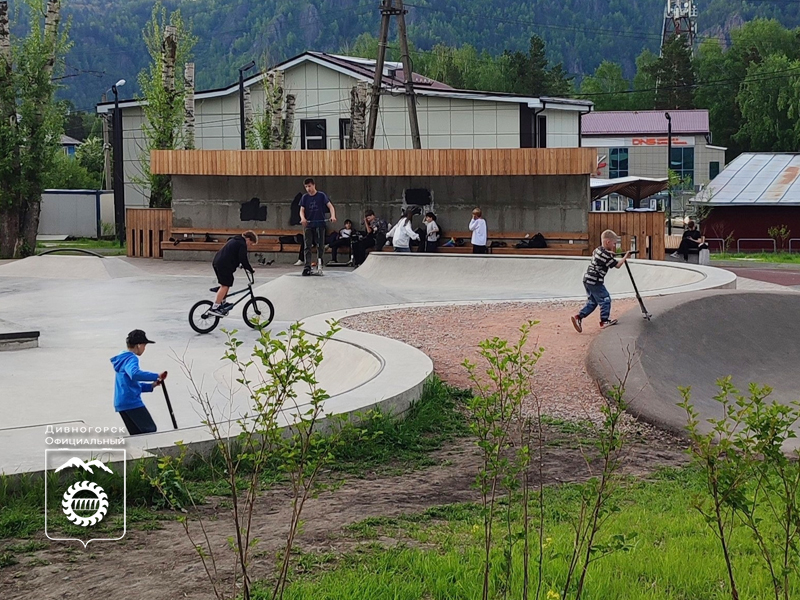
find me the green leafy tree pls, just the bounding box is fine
[736,53,800,151]
[75,136,104,186]
[0,0,68,258]
[136,2,196,208]
[503,35,573,97]
[628,48,659,110]
[646,34,695,110]
[46,150,100,189]
[579,60,631,110]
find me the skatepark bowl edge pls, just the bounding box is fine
[0,253,736,475]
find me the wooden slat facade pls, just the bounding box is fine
[588,212,666,261]
[151,148,598,177]
[126,208,172,258]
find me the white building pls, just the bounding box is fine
[97,51,593,207]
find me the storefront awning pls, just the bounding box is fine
[590,176,668,201]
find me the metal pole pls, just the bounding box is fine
[366,0,394,149]
[396,0,421,149]
[101,93,112,191]
[239,69,246,150]
[112,86,125,245]
[665,112,672,236]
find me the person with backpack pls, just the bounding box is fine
[422,212,440,252]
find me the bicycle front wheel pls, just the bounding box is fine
[189,300,220,334]
[243,296,275,329]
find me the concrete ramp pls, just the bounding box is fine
[254,253,736,321]
[0,255,145,280]
[589,291,800,447]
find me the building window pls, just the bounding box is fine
[710,161,720,180]
[670,147,694,187]
[537,115,547,148]
[301,119,327,150]
[338,119,351,149]
[609,148,629,179]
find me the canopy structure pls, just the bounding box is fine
[590,176,669,201]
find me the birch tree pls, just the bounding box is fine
[137,2,195,208]
[0,0,68,258]
[249,69,295,150]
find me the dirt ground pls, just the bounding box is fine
[1,301,689,600]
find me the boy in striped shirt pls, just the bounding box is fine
[571,229,631,332]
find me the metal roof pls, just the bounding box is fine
[694,153,800,206]
[582,110,709,136]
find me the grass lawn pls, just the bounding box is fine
[270,467,792,600]
[36,238,126,256]
[712,251,800,264]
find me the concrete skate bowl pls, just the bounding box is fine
[588,291,800,448]
[254,253,737,321]
[0,254,144,280]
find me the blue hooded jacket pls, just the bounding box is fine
[110,351,159,412]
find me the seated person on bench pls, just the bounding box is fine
[209,231,257,317]
[325,219,354,263]
[671,220,707,261]
[353,210,389,266]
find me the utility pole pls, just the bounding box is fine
[366,0,421,149]
[366,0,393,149]
[395,0,421,149]
[102,93,112,190]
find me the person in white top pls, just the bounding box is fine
[469,207,488,254]
[423,212,440,252]
[387,209,420,252]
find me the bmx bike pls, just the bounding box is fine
[189,270,275,334]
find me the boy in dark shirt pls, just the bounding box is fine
[209,231,258,316]
[571,229,631,332]
[299,178,337,275]
[671,220,707,261]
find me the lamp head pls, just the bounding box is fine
[664,112,671,121]
[115,79,126,88]
[239,60,256,73]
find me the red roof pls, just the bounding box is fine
[582,110,709,136]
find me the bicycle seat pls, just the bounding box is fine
[209,286,220,293]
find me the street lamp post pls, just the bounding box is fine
[111,79,126,246]
[665,112,673,236]
[238,61,256,150]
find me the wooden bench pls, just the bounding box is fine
[161,227,352,259]
[665,234,683,251]
[389,231,589,256]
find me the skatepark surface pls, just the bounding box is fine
[0,252,736,474]
[589,290,800,449]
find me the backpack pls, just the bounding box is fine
[515,233,547,249]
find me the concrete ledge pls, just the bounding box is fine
[0,319,40,351]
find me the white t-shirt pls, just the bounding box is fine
[426,221,440,242]
[387,219,420,249]
[469,218,487,246]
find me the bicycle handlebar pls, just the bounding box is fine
[246,269,255,285]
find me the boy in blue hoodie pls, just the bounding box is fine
[111,330,167,435]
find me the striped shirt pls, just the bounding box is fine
[583,246,618,285]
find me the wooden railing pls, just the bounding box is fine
[126,208,172,258]
[150,148,598,177]
[588,211,665,261]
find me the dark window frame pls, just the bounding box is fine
[338,118,351,150]
[300,119,327,150]
[609,147,629,179]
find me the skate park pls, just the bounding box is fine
[0,249,744,475]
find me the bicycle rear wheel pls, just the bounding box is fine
[243,296,275,329]
[189,300,220,334]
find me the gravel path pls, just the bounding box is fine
[342,298,676,440]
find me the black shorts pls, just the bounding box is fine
[214,265,234,287]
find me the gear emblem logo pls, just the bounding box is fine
[62,481,109,526]
[45,449,126,547]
